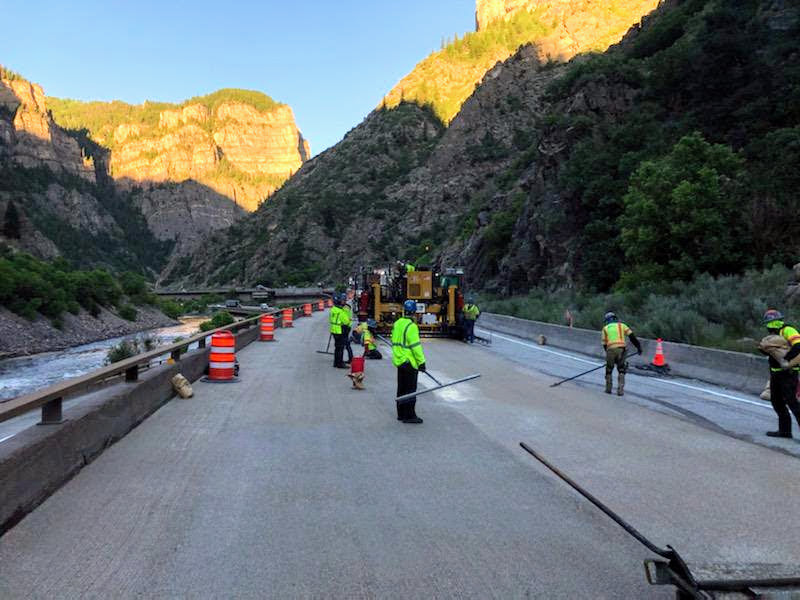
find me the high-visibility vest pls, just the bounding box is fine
[602,322,632,349]
[406,264,415,273]
[772,325,800,372]
[391,317,426,369]
[329,306,342,334]
[463,304,480,321]
[340,305,352,328]
[363,329,376,351]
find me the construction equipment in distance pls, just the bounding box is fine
[355,264,465,337]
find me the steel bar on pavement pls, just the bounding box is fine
[395,374,481,404]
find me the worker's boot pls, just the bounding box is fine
[605,372,612,394]
[617,373,625,396]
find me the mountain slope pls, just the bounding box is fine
[382,0,660,123]
[161,103,444,287]
[173,0,800,296]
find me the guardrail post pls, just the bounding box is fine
[125,365,139,382]
[39,397,64,425]
[199,337,206,348]
[170,349,181,362]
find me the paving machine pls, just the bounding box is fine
[355,263,465,337]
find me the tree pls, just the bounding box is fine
[618,132,748,287]
[3,200,21,239]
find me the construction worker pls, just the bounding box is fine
[392,299,426,424]
[330,294,347,369]
[601,312,642,396]
[363,319,382,359]
[462,297,480,343]
[761,309,800,438]
[340,294,354,364]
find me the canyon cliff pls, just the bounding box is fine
[383,0,660,123]
[0,72,308,273]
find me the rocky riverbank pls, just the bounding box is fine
[0,305,178,358]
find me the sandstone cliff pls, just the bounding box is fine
[383,0,659,123]
[0,72,95,182]
[49,90,310,212]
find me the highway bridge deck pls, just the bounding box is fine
[0,312,797,598]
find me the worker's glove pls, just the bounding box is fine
[418,363,426,372]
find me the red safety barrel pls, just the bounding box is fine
[326,298,333,308]
[260,314,275,341]
[317,300,324,311]
[209,331,236,381]
[283,308,294,328]
[350,356,365,374]
[303,303,312,317]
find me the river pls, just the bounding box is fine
[0,317,207,402]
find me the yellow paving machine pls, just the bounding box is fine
[354,264,465,337]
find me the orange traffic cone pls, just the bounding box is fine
[651,338,669,372]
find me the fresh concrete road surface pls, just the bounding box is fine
[0,313,798,598]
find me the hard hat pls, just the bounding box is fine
[763,309,785,327]
[404,299,417,314]
[604,311,617,324]
[367,319,377,328]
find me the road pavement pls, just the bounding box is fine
[0,313,797,598]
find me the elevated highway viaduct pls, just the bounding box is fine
[0,311,798,597]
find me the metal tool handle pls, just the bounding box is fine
[395,374,481,404]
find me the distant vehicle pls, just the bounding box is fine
[225,299,241,308]
[259,303,270,310]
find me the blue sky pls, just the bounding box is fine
[0,0,475,154]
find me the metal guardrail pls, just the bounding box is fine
[0,302,320,427]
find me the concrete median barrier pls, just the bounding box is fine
[480,313,767,396]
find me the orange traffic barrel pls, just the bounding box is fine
[303,303,312,317]
[208,331,236,381]
[317,300,324,311]
[283,308,294,327]
[260,314,275,341]
[326,298,333,308]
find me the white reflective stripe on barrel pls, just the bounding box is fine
[209,362,235,369]
[210,346,235,354]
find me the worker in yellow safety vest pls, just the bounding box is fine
[601,312,642,396]
[761,309,800,438]
[340,295,353,364]
[392,300,426,424]
[330,293,348,369]
[363,319,382,359]
[462,299,480,344]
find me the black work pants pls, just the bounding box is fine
[769,369,800,434]
[365,348,382,360]
[333,332,346,367]
[396,362,419,420]
[342,326,353,363]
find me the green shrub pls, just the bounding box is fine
[105,334,162,364]
[118,304,137,321]
[159,300,183,320]
[199,311,235,332]
[106,340,138,364]
[480,266,797,351]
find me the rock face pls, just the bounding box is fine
[0,76,95,181]
[51,92,310,213]
[384,0,660,123]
